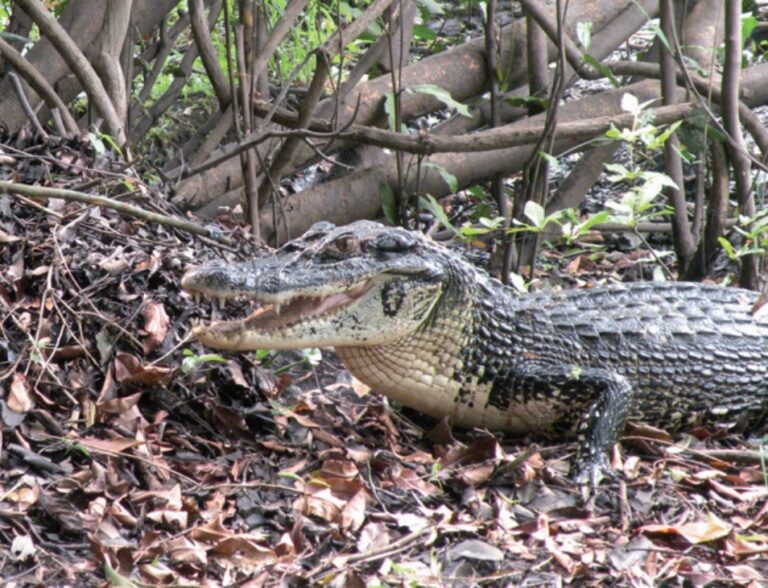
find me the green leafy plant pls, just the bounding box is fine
[719,211,768,261]
[600,93,680,227]
[181,349,227,375]
[255,347,323,373]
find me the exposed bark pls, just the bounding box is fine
[257,80,693,243]
[0,0,178,135]
[92,0,134,126]
[659,0,694,271]
[0,5,32,72]
[131,0,223,142]
[133,10,191,115]
[681,0,723,71]
[189,0,231,108]
[683,140,729,280]
[0,37,79,136]
[258,52,332,207]
[722,0,757,289]
[174,0,635,211]
[15,0,125,144]
[0,0,106,133]
[547,144,618,213]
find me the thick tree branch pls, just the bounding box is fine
[15,0,126,145]
[0,37,80,136]
[189,0,231,107]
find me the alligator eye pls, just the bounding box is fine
[334,235,359,254]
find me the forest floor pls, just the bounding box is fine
[1,138,768,588]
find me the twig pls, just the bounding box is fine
[308,524,437,581]
[10,193,63,219]
[0,181,234,246]
[8,72,48,139]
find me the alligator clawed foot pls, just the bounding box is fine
[572,454,616,496]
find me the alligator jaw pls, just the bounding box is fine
[188,280,372,350]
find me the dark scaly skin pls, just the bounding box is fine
[182,221,768,485]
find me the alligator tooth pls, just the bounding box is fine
[193,292,201,305]
[275,303,282,315]
[218,296,227,310]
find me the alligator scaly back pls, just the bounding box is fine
[182,221,768,486]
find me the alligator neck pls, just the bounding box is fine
[335,274,525,429]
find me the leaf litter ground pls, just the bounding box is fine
[1,140,768,587]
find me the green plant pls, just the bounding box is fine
[719,211,768,261]
[600,93,681,228]
[255,347,323,373]
[181,349,227,375]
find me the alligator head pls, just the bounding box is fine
[182,221,450,350]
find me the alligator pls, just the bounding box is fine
[182,220,768,486]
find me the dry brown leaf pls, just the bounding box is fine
[226,360,249,388]
[389,467,441,496]
[96,391,143,415]
[8,372,33,413]
[294,486,346,522]
[165,536,207,565]
[725,534,768,556]
[113,353,173,386]
[340,488,368,532]
[320,458,359,481]
[211,536,278,562]
[6,484,39,509]
[78,436,143,454]
[142,298,169,353]
[146,509,189,529]
[640,516,732,544]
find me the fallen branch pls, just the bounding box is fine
[0,181,234,246]
[190,101,698,166]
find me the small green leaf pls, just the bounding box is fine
[380,182,398,224]
[104,561,139,588]
[576,210,611,233]
[419,194,458,235]
[301,348,322,367]
[278,471,303,482]
[523,201,546,227]
[576,21,592,50]
[620,93,640,115]
[384,93,397,131]
[507,272,528,293]
[413,24,436,41]
[650,22,671,52]
[416,0,444,15]
[423,162,458,192]
[89,132,106,156]
[539,151,561,173]
[582,54,619,86]
[718,237,737,260]
[409,84,471,117]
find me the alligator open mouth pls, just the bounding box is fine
[185,280,372,337]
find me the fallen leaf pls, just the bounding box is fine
[8,372,33,413]
[142,298,169,353]
[448,539,504,562]
[114,353,173,386]
[77,436,143,454]
[340,488,368,532]
[640,515,732,544]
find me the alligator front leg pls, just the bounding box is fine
[501,364,634,487]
